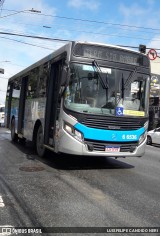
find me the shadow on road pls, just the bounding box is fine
[148,144,160,148]
[44,154,134,171]
[11,139,134,171]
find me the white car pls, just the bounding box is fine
[147,127,160,145]
[0,105,5,127]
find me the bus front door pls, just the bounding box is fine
[44,60,62,146]
[17,76,28,134]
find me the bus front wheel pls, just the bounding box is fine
[36,125,46,157]
[11,118,18,142]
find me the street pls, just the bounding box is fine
[0,127,160,235]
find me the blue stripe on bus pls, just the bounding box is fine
[74,123,145,142]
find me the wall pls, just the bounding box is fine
[149,56,160,130]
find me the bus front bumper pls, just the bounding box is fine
[58,129,146,157]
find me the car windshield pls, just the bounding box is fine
[64,63,148,117]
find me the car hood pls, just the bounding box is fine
[148,130,154,135]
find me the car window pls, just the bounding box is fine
[156,128,160,132]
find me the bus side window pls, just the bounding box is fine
[39,76,48,97]
[12,79,21,99]
[27,68,39,98]
[37,63,49,98]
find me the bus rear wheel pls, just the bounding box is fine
[36,125,46,157]
[11,118,18,141]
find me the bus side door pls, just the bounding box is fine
[44,59,64,146]
[17,76,28,134]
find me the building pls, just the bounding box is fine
[149,56,160,130]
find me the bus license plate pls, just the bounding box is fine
[105,146,120,152]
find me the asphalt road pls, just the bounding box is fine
[0,127,160,235]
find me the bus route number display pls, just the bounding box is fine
[84,48,138,65]
[74,44,149,67]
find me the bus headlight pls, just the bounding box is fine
[75,129,83,141]
[64,122,83,142]
[64,123,73,134]
[138,131,147,145]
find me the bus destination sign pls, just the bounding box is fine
[74,44,149,67]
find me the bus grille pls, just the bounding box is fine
[85,140,138,152]
[81,116,142,130]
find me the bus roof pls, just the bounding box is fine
[8,41,147,82]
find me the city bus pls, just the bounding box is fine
[0,104,5,127]
[5,41,151,158]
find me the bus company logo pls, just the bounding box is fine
[108,125,120,130]
[112,134,117,140]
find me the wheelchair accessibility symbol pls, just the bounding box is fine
[116,107,123,116]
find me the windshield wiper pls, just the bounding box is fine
[121,73,124,100]
[116,67,137,106]
[124,66,137,89]
[92,60,109,89]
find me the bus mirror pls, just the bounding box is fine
[61,66,69,86]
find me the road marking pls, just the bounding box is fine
[0,195,4,207]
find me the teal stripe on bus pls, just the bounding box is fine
[74,123,145,142]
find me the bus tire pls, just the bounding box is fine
[19,137,26,145]
[36,125,46,157]
[11,118,18,142]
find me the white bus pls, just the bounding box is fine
[0,104,5,127]
[5,41,150,158]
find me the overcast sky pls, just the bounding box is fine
[0,0,160,104]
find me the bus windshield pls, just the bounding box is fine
[64,63,148,117]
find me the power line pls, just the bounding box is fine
[1,31,160,53]
[2,26,159,44]
[0,0,5,17]
[2,15,159,36]
[0,62,25,68]
[1,30,160,47]
[1,10,160,43]
[0,10,29,19]
[0,36,55,50]
[0,27,62,47]
[1,17,160,36]
[0,8,41,19]
[2,8,160,32]
[0,31,71,42]
[4,26,160,43]
[117,45,160,51]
